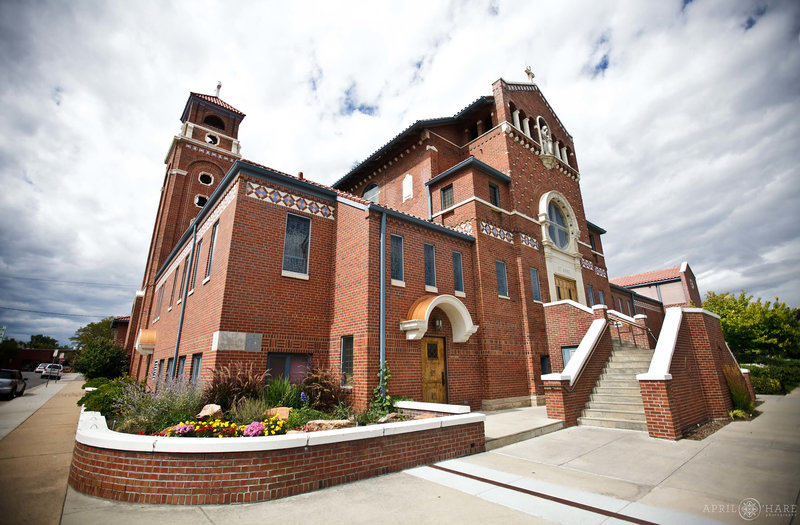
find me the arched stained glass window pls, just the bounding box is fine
[548,202,569,249]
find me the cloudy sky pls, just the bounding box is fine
[0,0,798,346]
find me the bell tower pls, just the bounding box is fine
[125,87,245,355]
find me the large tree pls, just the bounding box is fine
[70,317,115,350]
[28,334,59,348]
[72,338,128,379]
[704,291,800,361]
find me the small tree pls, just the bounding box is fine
[70,317,115,350]
[704,291,800,362]
[72,338,128,379]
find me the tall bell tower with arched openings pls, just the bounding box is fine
[127,87,245,354]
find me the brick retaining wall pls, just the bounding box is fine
[69,411,484,505]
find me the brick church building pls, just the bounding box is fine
[122,77,751,437]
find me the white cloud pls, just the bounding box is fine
[0,0,798,345]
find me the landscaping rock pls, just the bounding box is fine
[378,412,408,423]
[264,407,292,420]
[304,419,354,431]
[196,404,223,421]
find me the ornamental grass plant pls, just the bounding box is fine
[263,376,302,408]
[202,362,269,411]
[722,365,755,413]
[114,378,205,435]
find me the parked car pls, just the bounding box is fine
[0,369,26,399]
[34,363,48,374]
[42,364,62,380]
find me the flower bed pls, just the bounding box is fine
[69,403,485,505]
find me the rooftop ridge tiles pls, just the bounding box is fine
[190,92,246,116]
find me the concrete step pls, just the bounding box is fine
[582,408,647,421]
[593,386,642,396]
[595,378,640,389]
[605,362,650,372]
[609,353,653,363]
[590,393,644,404]
[578,416,648,432]
[601,372,646,381]
[585,400,644,411]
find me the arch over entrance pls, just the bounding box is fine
[399,294,478,343]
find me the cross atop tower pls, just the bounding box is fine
[215,81,222,98]
[524,66,535,83]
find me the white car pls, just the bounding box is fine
[42,364,63,379]
[34,363,48,374]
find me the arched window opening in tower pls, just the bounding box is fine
[194,195,208,208]
[363,183,379,203]
[203,115,225,131]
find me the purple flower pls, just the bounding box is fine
[243,421,266,437]
[174,424,195,435]
[300,392,307,404]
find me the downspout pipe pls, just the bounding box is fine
[172,220,197,378]
[379,211,387,397]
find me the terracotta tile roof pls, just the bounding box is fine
[610,266,681,287]
[190,92,246,116]
[114,315,130,322]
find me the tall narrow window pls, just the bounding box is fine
[205,221,218,279]
[589,234,596,251]
[547,202,569,249]
[587,285,594,306]
[496,260,508,298]
[489,183,500,207]
[178,255,189,299]
[452,251,464,293]
[177,355,186,380]
[166,358,174,380]
[190,353,203,383]
[441,185,454,210]
[598,290,606,306]
[390,235,404,283]
[156,360,163,382]
[153,285,165,321]
[424,244,436,289]
[340,336,353,387]
[189,239,202,291]
[282,214,311,276]
[169,270,178,308]
[402,174,413,202]
[529,268,542,302]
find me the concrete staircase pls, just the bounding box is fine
[578,341,654,431]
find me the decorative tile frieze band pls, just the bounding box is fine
[479,221,514,244]
[594,266,607,278]
[184,143,236,162]
[520,233,539,250]
[581,259,594,270]
[454,221,473,236]
[246,182,334,220]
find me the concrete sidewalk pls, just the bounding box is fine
[60,390,800,524]
[0,374,83,525]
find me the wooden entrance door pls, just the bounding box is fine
[421,337,447,403]
[554,275,578,302]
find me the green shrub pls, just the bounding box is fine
[723,365,754,412]
[264,377,302,409]
[729,409,749,420]
[747,363,800,394]
[114,378,205,434]
[202,363,268,411]
[751,375,782,395]
[331,402,355,420]
[299,368,348,412]
[82,377,110,389]
[76,376,139,419]
[73,338,128,380]
[286,406,329,429]
[227,396,272,426]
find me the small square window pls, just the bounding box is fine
[441,185,454,210]
[489,183,500,207]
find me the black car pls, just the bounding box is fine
[0,369,27,399]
